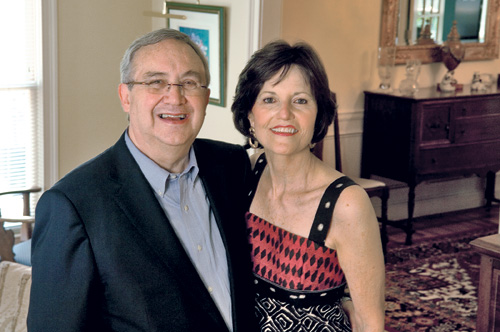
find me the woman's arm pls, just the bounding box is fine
[326,185,386,332]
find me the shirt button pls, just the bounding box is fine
[208,286,213,293]
[184,205,189,212]
[197,245,202,252]
[171,174,178,179]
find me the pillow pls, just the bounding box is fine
[0,261,32,332]
[13,240,32,267]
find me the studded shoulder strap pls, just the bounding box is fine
[308,176,358,245]
[246,153,267,206]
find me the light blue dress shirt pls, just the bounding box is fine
[125,132,232,331]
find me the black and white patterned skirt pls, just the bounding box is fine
[255,294,352,332]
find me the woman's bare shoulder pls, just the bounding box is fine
[325,183,378,245]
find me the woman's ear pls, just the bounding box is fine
[248,112,255,128]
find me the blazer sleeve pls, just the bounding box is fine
[28,189,103,331]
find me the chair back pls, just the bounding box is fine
[312,92,342,172]
[0,187,41,244]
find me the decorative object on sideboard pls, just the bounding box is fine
[377,46,396,91]
[471,72,487,92]
[439,21,465,92]
[399,58,421,96]
[478,73,495,90]
[439,71,457,92]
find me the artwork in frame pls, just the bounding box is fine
[166,2,226,107]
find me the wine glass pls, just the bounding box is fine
[377,46,396,91]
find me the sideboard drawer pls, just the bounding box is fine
[455,114,500,143]
[418,140,500,174]
[456,98,500,117]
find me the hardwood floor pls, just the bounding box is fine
[385,204,499,250]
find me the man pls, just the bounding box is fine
[28,29,256,331]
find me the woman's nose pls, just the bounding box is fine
[278,104,293,119]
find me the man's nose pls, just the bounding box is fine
[161,84,184,103]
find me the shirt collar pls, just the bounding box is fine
[124,130,199,196]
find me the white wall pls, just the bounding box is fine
[57,0,151,178]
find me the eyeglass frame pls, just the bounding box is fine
[124,79,208,95]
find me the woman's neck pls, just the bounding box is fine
[263,149,318,193]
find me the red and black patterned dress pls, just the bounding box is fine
[246,154,355,331]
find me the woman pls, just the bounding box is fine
[232,40,385,331]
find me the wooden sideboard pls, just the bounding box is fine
[470,234,500,332]
[362,86,500,244]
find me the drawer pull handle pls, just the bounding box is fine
[431,158,437,164]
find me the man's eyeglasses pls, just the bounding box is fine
[125,79,208,96]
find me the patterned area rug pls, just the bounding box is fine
[384,224,498,332]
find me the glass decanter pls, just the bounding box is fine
[399,59,421,96]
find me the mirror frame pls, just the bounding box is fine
[380,0,500,64]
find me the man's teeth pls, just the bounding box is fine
[160,114,186,120]
[272,127,298,134]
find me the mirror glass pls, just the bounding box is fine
[397,0,488,46]
[380,0,500,64]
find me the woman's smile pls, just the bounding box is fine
[271,125,298,135]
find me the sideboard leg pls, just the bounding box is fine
[405,185,416,245]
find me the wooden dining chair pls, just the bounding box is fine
[313,94,390,254]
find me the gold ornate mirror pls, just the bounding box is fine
[380,0,500,64]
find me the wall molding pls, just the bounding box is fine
[42,0,58,188]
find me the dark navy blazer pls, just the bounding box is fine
[28,132,256,332]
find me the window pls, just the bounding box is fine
[0,0,43,217]
[412,0,445,43]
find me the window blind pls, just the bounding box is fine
[0,0,43,217]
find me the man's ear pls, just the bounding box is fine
[118,83,131,114]
[205,88,211,105]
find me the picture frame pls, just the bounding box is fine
[166,2,226,107]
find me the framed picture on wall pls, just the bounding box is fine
[166,2,226,107]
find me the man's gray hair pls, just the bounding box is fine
[120,28,210,86]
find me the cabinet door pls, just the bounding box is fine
[419,104,452,146]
